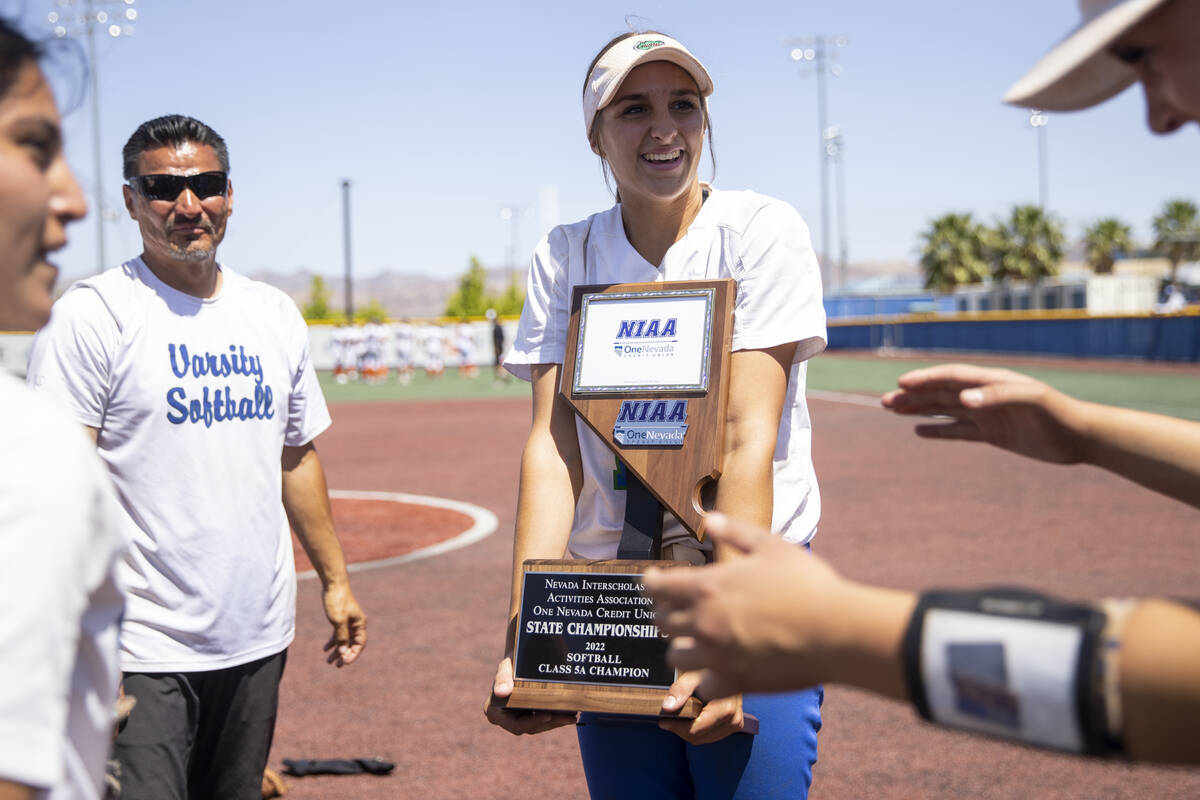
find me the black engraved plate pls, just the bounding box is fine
[513,570,674,688]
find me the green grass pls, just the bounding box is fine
[320,356,1200,421]
[807,356,1200,421]
[319,369,531,404]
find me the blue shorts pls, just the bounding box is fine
[576,686,823,799]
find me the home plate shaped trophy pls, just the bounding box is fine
[501,279,755,726]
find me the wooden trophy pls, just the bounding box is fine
[501,279,737,720]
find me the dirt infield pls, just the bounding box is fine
[270,394,1200,799]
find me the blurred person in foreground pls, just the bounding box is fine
[26,114,367,799]
[646,0,1200,767]
[0,17,123,799]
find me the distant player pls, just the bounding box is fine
[421,322,445,378]
[392,318,415,384]
[455,318,478,378]
[331,324,353,383]
[487,308,507,384]
[362,318,389,383]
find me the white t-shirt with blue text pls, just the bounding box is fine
[27,259,331,672]
[505,188,827,559]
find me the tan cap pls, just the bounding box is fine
[583,33,714,136]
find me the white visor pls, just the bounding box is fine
[583,33,714,137]
[1003,0,1168,111]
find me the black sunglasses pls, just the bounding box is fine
[130,171,228,202]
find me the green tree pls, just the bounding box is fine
[301,275,334,321]
[1083,218,1134,274]
[353,297,388,323]
[494,277,526,316]
[918,213,991,291]
[1152,198,1200,283]
[990,204,1065,284]
[445,256,488,317]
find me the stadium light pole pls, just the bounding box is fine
[499,204,528,284]
[1029,109,1049,209]
[50,0,137,274]
[342,179,353,322]
[824,127,849,289]
[787,34,847,291]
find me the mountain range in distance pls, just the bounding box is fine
[250,259,919,319]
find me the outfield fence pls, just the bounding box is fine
[6,311,1200,378]
[827,309,1200,363]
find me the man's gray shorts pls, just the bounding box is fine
[114,649,287,800]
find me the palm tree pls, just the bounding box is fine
[1152,198,1200,284]
[918,213,991,291]
[990,204,1065,284]
[1083,218,1134,274]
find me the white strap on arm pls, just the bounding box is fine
[902,588,1121,757]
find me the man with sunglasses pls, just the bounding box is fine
[27,114,368,800]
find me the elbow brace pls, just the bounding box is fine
[902,587,1124,757]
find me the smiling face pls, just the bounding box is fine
[593,61,706,206]
[0,60,86,331]
[122,141,233,267]
[1109,0,1200,133]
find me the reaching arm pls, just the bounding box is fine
[484,363,582,735]
[882,363,1200,509]
[658,342,796,744]
[281,442,366,667]
[646,514,1200,765]
[649,514,913,704]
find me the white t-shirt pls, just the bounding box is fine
[393,323,413,352]
[505,189,827,559]
[27,259,331,672]
[0,373,124,799]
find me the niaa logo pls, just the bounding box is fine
[617,400,687,423]
[634,40,666,51]
[613,400,689,446]
[616,318,678,339]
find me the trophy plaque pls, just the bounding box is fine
[501,279,736,720]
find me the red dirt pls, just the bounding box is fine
[270,394,1200,799]
[291,499,473,573]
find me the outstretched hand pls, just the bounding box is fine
[880,363,1089,464]
[644,514,847,700]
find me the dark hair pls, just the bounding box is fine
[0,16,42,99]
[582,30,717,198]
[0,16,86,112]
[122,114,230,178]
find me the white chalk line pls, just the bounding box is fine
[296,489,498,581]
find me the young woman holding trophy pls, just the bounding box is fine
[484,31,828,798]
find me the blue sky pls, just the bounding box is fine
[20,0,1200,286]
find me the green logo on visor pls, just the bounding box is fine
[635,40,666,51]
